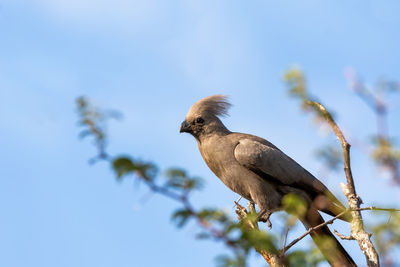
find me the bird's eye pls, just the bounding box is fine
[196,117,204,124]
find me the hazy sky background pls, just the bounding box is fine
[1,1,400,266]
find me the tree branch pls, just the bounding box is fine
[356,207,400,212]
[281,206,400,256]
[333,230,354,240]
[281,209,347,255]
[309,100,380,267]
[235,202,287,267]
[345,71,400,184]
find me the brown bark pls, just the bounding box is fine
[311,101,380,266]
[235,202,287,267]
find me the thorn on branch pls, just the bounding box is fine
[333,230,354,240]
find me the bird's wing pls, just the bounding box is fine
[234,138,329,197]
[234,138,350,220]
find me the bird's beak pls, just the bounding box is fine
[180,120,192,133]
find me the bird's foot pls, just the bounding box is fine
[257,210,272,229]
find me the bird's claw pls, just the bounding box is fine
[257,210,272,229]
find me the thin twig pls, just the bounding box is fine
[356,207,400,212]
[281,206,400,255]
[232,196,243,208]
[283,227,289,248]
[97,154,243,257]
[281,209,347,255]
[333,230,354,240]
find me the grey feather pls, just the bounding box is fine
[234,138,327,195]
[187,95,231,119]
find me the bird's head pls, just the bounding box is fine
[180,95,231,140]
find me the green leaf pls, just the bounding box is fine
[112,157,158,181]
[197,208,229,223]
[112,157,136,178]
[164,167,204,191]
[242,229,278,254]
[215,254,246,267]
[287,247,324,267]
[371,212,400,258]
[171,208,192,228]
[282,193,307,219]
[284,67,308,100]
[133,161,158,181]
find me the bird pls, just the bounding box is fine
[180,95,356,266]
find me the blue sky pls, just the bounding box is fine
[1,1,400,266]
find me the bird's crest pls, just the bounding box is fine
[187,95,232,119]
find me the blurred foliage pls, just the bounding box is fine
[76,96,121,160]
[76,96,331,266]
[285,68,307,100]
[371,212,400,266]
[346,69,400,183]
[171,208,193,228]
[164,168,204,192]
[371,138,400,162]
[197,208,230,223]
[282,193,307,224]
[284,68,400,266]
[371,137,400,179]
[287,247,324,267]
[78,59,400,267]
[315,145,342,171]
[314,235,339,258]
[77,65,400,266]
[113,156,158,181]
[375,79,400,93]
[171,208,229,228]
[216,254,247,267]
[285,67,400,183]
[284,68,336,125]
[242,228,278,254]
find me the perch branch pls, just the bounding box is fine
[281,206,400,255]
[235,202,287,267]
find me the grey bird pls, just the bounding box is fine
[180,95,356,266]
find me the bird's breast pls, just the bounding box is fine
[199,136,233,173]
[199,137,253,197]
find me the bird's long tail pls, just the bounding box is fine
[301,207,356,267]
